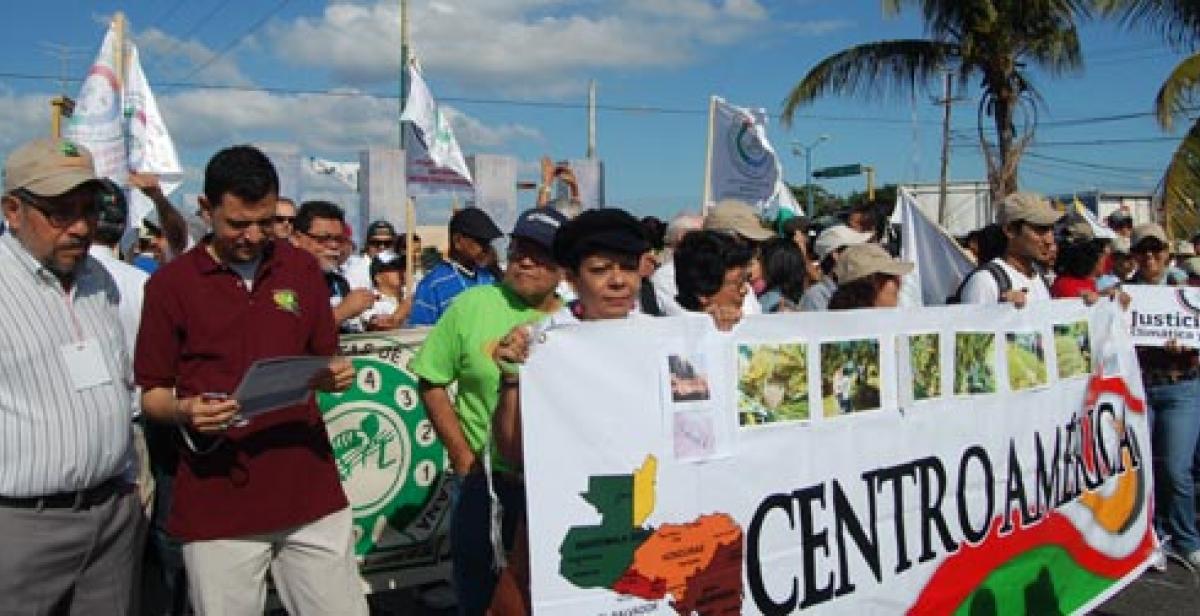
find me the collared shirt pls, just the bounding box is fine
[88,245,149,354]
[408,259,496,325]
[0,234,133,497]
[135,239,346,541]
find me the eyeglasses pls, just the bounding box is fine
[301,231,346,246]
[368,239,394,249]
[12,190,98,229]
[273,215,295,224]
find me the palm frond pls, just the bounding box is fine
[1161,118,1200,238]
[1095,0,1200,48]
[1155,53,1200,129]
[780,39,958,127]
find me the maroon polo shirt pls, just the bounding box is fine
[135,239,347,541]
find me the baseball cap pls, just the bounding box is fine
[369,250,405,279]
[1175,240,1197,256]
[1130,223,1168,250]
[366,220,396,239]
[4,138,100,197]
[553,208,650,269]
[814,224,873,261]
[511,207,567,250]
[1182,256,1200,278]
[448,207,502,242]
[1062,220,1094,242]
[997,192,1063,226]
[834,243,914,284]
[704,199,774,242]
[1111,236,1131,255]
[1107,210,1133,225]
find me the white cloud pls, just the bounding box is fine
[267,0,785,96]
[134,28,254,86]
[155,88,540,156]
[0,89,60,154]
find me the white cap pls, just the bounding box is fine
[814,225,873,261]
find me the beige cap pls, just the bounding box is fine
[1111,236,1131,254]
[704,199,774,241]
[1182,256,1200,278]
[997,192,1063,226]
[1063,220,1094,242]
[1130,223,1168,249]
[1174,240,1196,256]
[834,243,914,284]
[814,224,873,261]
[4,138,99,197]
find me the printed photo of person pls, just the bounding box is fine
[737,343,809,426]
[1007,331,1049,391]
[908,333,941,401]
[820,339,881,416]
[955,332,998,395]
[1053,321,1092,379]
[668,353,711,403]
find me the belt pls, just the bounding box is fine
[0,478,122,510]
[1143,368,1200,387]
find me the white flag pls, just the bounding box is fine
[306,156,360,190]
[708,96,783,213]
[124,44,182,226]
[65,23,126,186]
[893,187,975,307]
[401,60,473,188]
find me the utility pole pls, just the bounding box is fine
[792,135,830,219]
[934,70,963,227]
[42,42,80,138]
[399,0,416,298]
[587,79,597,159]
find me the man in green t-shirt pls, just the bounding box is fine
[409,207,565,613]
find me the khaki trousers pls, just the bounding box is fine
[181,507,367,616]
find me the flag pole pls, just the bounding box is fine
[399,0,416,301]
[702,96,716,215]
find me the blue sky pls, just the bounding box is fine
[0,1,1191,225]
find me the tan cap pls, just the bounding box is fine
[834,243,914,284]
[1182,256,1200,277]
[1130,223,1168,249]
[1111,236,1131,254]
[997,192,1063,226]
[1174,240,1196,256]
[704,198,774,242]
[814,224,873,261]
[4,138,99,197]
[1063,220,1094,242]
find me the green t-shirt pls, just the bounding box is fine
[408,283,553,471]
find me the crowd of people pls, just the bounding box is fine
[0,135,1197,616]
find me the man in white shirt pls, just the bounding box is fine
[87,182,148,351]
[958,192,1062,306]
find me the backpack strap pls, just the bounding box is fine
[982,261,1012,299]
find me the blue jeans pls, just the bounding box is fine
[1146,379,1200,554]
[450,472,525,616]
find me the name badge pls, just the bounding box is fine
[60,338,112,391]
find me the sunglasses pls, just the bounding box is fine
[12,189,98,228]
[368,239,394,249]
[273,215,295,224]
[301,231,345,246]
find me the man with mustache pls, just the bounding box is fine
[0,138,141,614]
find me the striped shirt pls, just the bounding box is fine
[407,259,496,325]
[0,233,133,497]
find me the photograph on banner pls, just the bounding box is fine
[820,339,881,416]
[907,332,942,401]
[1006,331,1049,391]
[955,332,998,395]
[666,353,711,403]
[672,408,717,462]
[1054,320,1093,379]
[736,343,809,426]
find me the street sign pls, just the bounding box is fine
[812,164,863,179]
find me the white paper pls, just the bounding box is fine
[60,338,112,390]
[233,356,331,419]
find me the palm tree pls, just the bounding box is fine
[782,1,1090,202]
[1097,1,1200,236]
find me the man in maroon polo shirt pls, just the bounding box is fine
[135,145,367,615]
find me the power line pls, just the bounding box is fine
[1025,152,1160,174]
[150,0,235,73]
[180,0,291,82]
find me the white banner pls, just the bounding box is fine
[124,44,182,226]
[306,156,360,191]
[708,97,783,212]
[1124,284,1200,348]
[523,302,1154,615]
[401,61,473,194]
[65,24,125,186]
[894,187,976,307]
